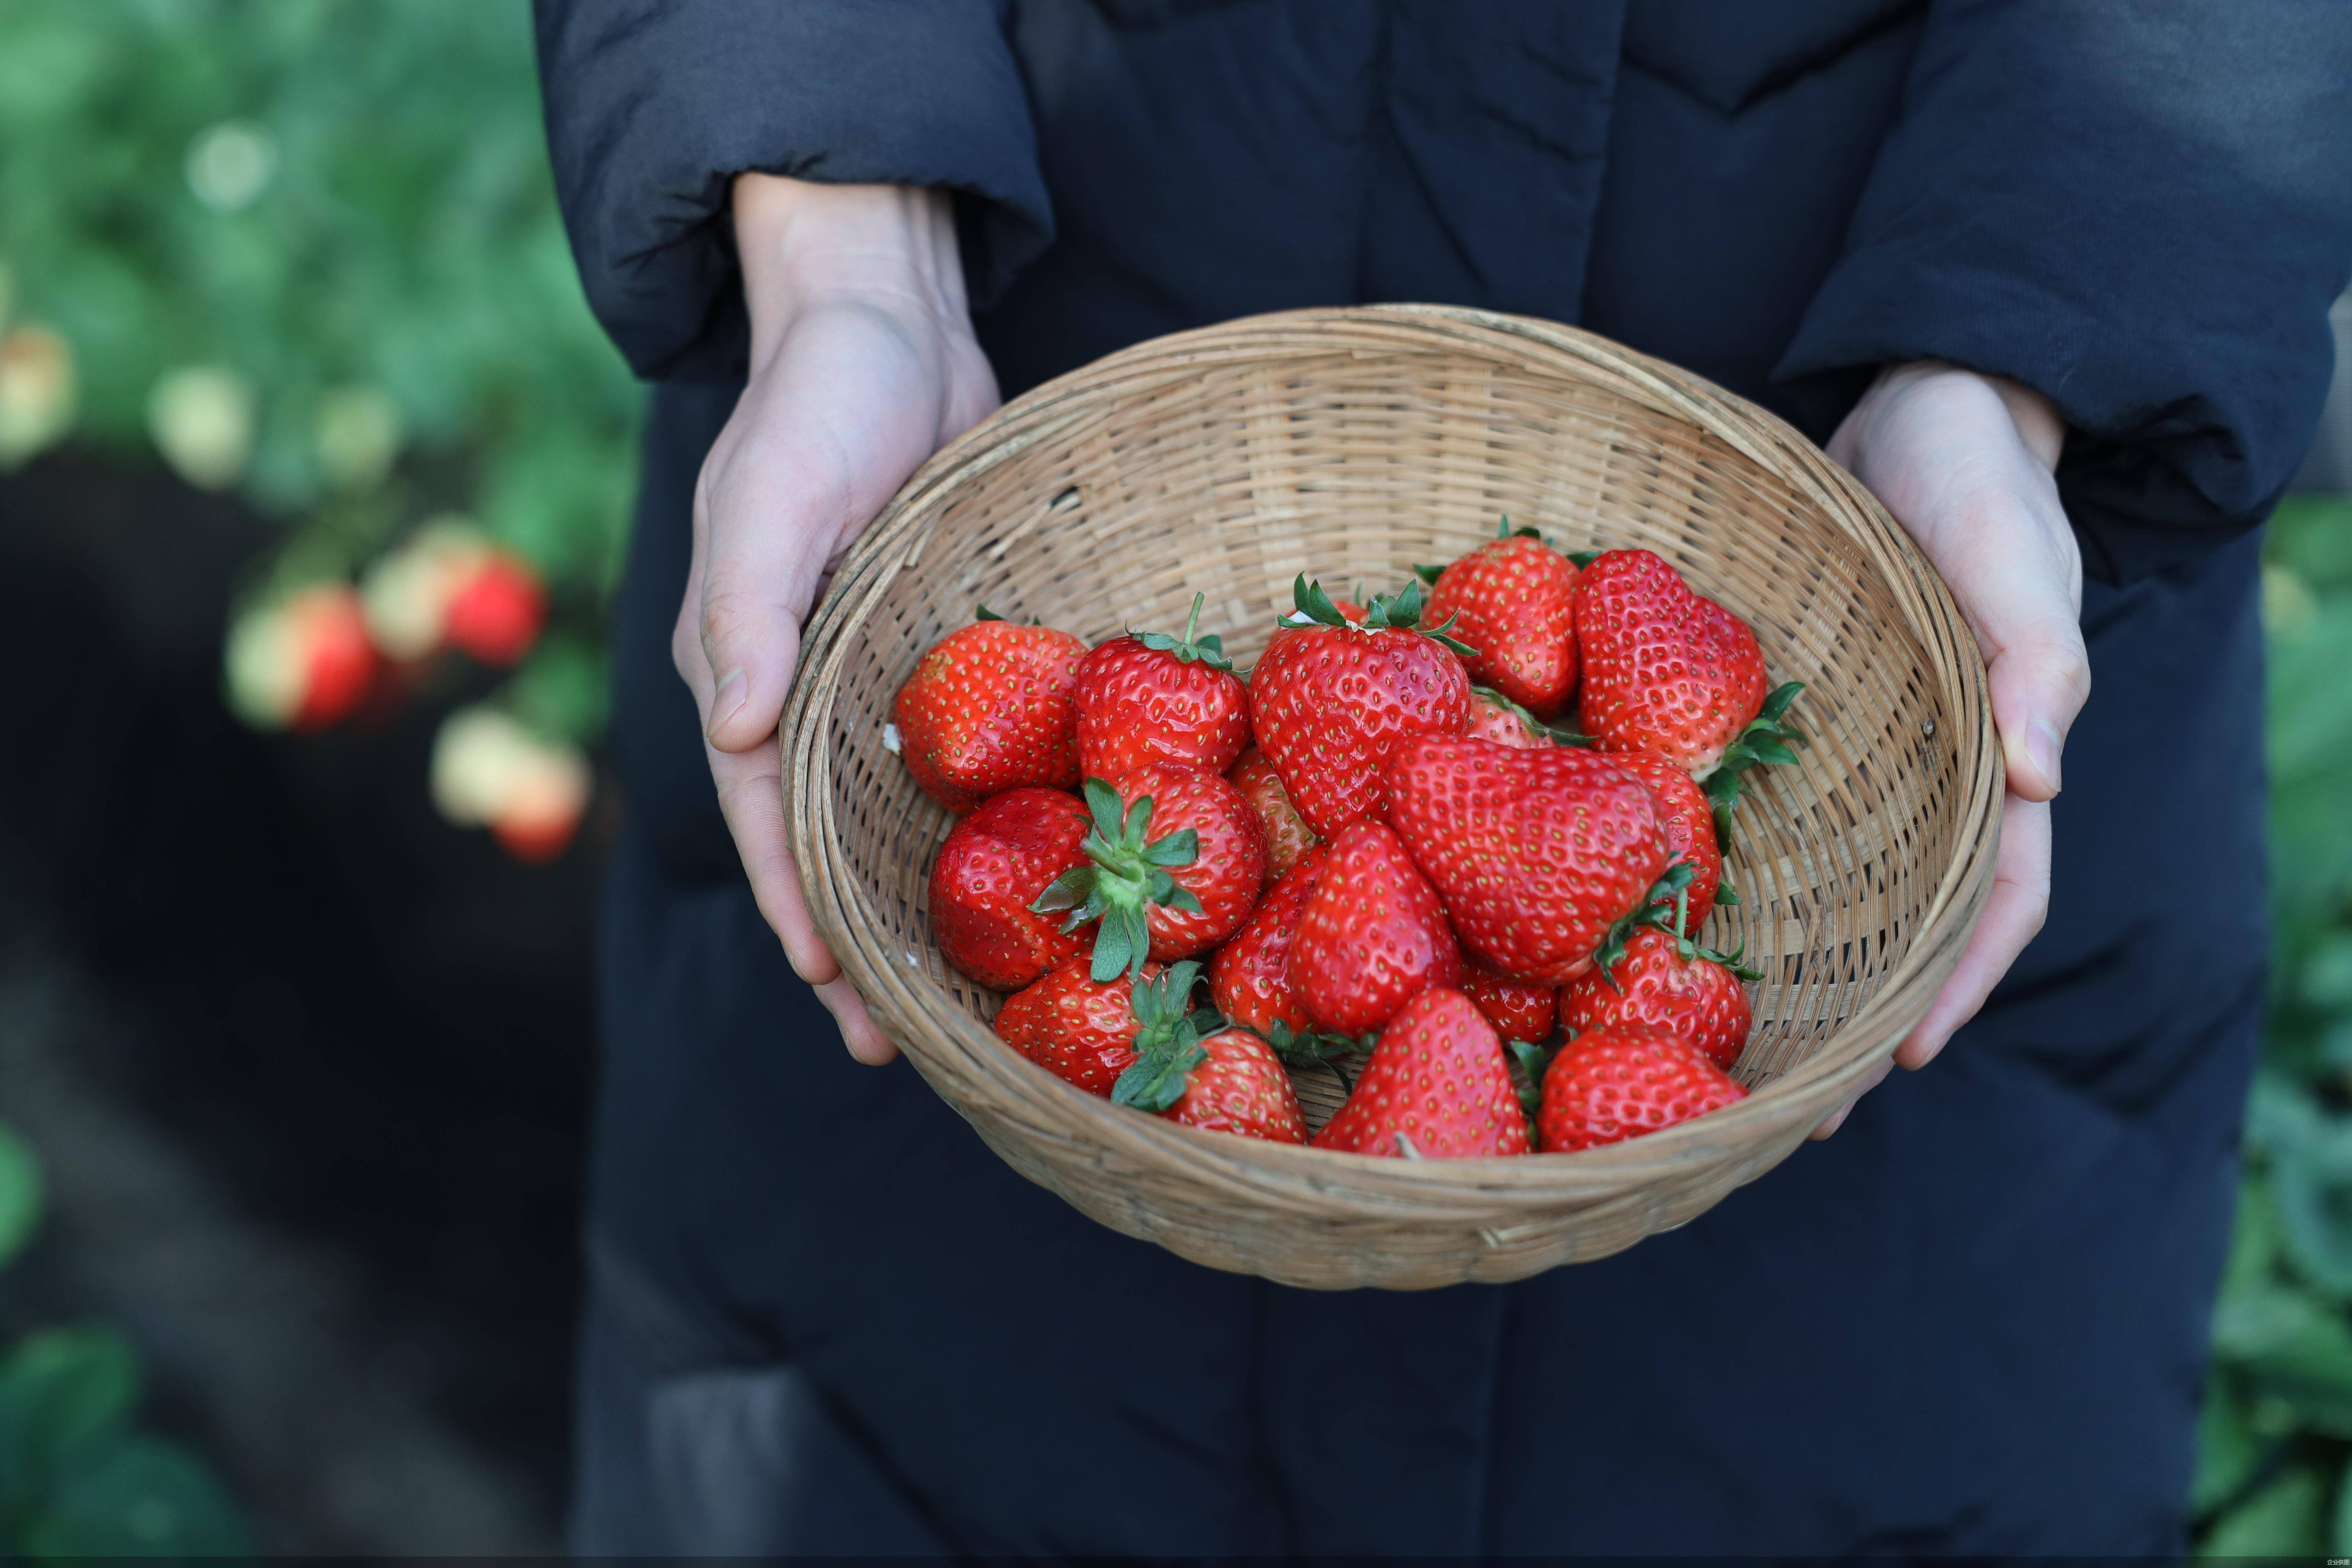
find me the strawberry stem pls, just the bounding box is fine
[1029,778,1206,981]
[1132,592,1233,670]
[1110,961,1222,1111]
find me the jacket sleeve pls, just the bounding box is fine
[532,1,1053,382]
[1772,0,2352,584]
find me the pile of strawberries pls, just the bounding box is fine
[890,521,1803,1159]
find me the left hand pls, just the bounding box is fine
[1810,361,2090,1138]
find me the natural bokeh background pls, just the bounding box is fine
[0,2,2347,1556]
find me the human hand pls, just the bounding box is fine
[680,176,1000,1064]
[1810,361,2088,1137]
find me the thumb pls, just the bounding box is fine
[1982,603,2089,802]
[692,447,835,756]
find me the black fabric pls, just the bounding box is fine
[544,1,2347,1553]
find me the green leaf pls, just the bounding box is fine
[0,1324,141,1512]
[975,604,1006,622]
[1747,737,1800,767]
[1567,550,1602,568]
[0,1123,45,1269]
[2191,1383,2263,1517]
[1088,916,1135,984]
[1142,830,1199,868]
[1111,1037,1208,1112]
[1124,794,1156,848]
[1414,563,1445,585]
[1290,575,1353,628]
[21,1434,250,1559]
[1082,778,1125,840]
[1029,867,1094,915]
[1160,884,1204,916]
[2211,1283,2352,1438]
[1758,680,1805,723]
[2202,1462,2325,1556]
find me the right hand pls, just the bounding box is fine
[679,176,1000,1064]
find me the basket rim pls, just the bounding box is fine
[781,304,2003,1214]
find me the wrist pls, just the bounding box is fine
[731,175,970,369]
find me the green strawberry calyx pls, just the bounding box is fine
[1030,778,1205,982]
[1261,1018,1370,1094]
[1110,961,1224,1111]
[1282,574,1480,659]
[1590,871,1765,993]
[1702,681,1807,846]
[1131,592,1234,671]
[974,603,1043,625]
[1506,1036,1560,1121]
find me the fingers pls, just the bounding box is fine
[694,453,828,757]
[1984,609,2089,803]
[1895,793,2051,1071]
[816,973,899,1066]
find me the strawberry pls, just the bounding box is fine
[1538,1022,1746,1152]
[1420,519,1579,718]
[928,788,1091,990]
[1386,736,1668,985]
[1118,1024,1307,1144]
[1032,771,1265,980]
[892,611,1086,813]
[1290,821,1466,1035]
[1311,988,1530,1158]
[1574,550,1806,808]
[1076,593,1252,780]
[1596,745,1726,927]
[1463,967,1557,1045]
[1562,894,1762,1069]
[1250,576,1475,837]
[443,550,546,666]
[1227,748,1319,884]
[225,583,380,732]
[1464,686,1548,749]
[995,956,1166,1096]
[1208,846,1325,1037]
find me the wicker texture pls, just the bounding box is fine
[782,306,2001,1290]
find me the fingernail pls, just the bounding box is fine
[711,669,748,735]
[2026,719,2062,794]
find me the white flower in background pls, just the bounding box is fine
[431,706,591,863]
[185,120,278,212]
[0,323,76,466]
[148,365,255,490]
[316,384,402,492]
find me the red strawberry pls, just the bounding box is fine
[1227,748,1319,884]
[1561,924,1759,1070]
[1574,550,1807,810]
[1249,577,1474,838]
[1387,736,1668,985]
[995,956,1163,1096]
[1076,593,1252,780]
[1208,846,1325,1037]
[1032,771,1265,980]
[1538,1022,1746,1152]
[892,613,1087,813]
[1463,967,1557,1045]
[928,788,1091,990]
[1290,822,1466,1035]
[1596,745,1724,927]
[1311,988,1530,1158]
[443,550,546,666]
[1464,686,1548,750]
[1421,520,1579,718]
[1126,1026,1307,1143]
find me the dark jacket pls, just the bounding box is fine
[539,2,2352,1554]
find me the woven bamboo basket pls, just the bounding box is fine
[781,305,2001,1290]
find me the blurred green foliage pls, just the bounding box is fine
[2196,493,2352,1553]
[0,1125,247,1559]
[0,0,639,737]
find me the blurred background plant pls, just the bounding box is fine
[2195,487,2352,1554]
[0,0,637,862]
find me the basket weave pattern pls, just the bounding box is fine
[782,306,2000,1290]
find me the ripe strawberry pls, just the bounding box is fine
[1463,967,1556,1044]
[1119,1025,1307,1144]
[1420,519,1579,718]
[1387,736,1668,985]
[1290,822,1466,1035]
[1464,686,1548,749]
[226,583,380,732]
[1311,988,1530,1158]
[1596,745,1725,927]
[1574,550,1806,791]
[1208,847,1325,1037]
[1562,894,1763,1068]
[1538,1023,1746,1152]
[1250,576,1474,837]
[1227,748,1318,884]
[928,788,1092,990]
[1076,593,1252,780]
[1032,771,1265,980]
[443,550,546,666]
[892,612,1086,813]
[995,956,1165,1096]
